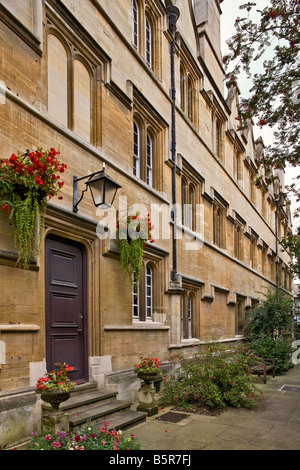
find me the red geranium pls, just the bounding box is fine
[0,147,67,212]
[36,362,77,393]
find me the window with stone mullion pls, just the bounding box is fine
[145,15,152,67]
[133,120,140,178]
[146,133,153,186]
[132,0,139,50]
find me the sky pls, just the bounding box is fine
[220,0,299,227]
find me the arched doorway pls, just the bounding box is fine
[45,235,88,383]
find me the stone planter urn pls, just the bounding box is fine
[39,390,70,417]
[136,371,159,416]
[36,390,71,433]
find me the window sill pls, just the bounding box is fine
[169,338,201,349]
[0,324,40,332]
[104,322,170,331]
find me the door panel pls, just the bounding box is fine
[45,236,88,383]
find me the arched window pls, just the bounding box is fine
[181,291,194,339]
[188,184,195,231]
[132,274,140,319]
[132,0,139,49]
[73,59,91,142]
[216,120,221,158]
[145,15,152,67]
[187,75,193,121]
[133,120,140,178]
[132,262,156,322]
[188,294,192,338]
[181,177,187,226]
[180,294,184,338]
[47,34,68,127]
[146,132,153,186]
[213,205,222,247]
[146,264,153,320]
[235,225,242,259]
[47,28,100,145]
[180,66,186,111]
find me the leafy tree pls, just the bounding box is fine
[245,287,293,340]
[280,224,300,280]
[223,1,300,183]
[245,287,294,373]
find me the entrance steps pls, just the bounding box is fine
[42,382,146,433]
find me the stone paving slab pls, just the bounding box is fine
[125,366,300,451]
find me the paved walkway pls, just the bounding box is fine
[125,365,300,450]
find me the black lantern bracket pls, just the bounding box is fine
[73,164,121,213]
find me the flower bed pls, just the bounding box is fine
[28,421,141,450]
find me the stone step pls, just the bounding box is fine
[70,382,98,396]
[42,388,118,415]
[107,410,147,432]
[68,399,132,431]
[41,383,146,435]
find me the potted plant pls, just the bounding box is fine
[134,356,161,383]
[36,362,76,416]
[117,211,154,285]
[0,148,67,268]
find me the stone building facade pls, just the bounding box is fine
[0,0,292,447]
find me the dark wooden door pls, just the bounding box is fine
[45,235,88,383]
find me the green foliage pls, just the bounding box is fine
[245,287,293,340]
[36,362,76,393]
[245,287,294,374]
[119,238,144,285]
[9,189,46,268]
[0,148,66,268]
[117,212,154,285]
[27,421,141,450]
[223,0,300,177]
[248,336,293,375]
[134,356,161,373]
[160,343,263,409]
[280,225,300,280]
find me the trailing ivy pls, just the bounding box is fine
[0,148,67,268]
[117,211,154,285]
[119,237,144,285]
[9,188,47,268]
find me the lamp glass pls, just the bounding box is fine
[87,173,120,210]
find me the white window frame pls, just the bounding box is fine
[146,133,153,186]
[145,15,152,67]
[132,274,140,319]
[132,0,139,50]
[146,264,153,320]
[133,120,140,178]
[180,294,184,339]
[188,184,194,231]
[188,294,192,338]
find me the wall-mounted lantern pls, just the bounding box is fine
[73,164,121,213]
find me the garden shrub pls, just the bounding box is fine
[247,336,293,375]
[245,287,293,341]
[245,287,294,374]
[160,342,263,409]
